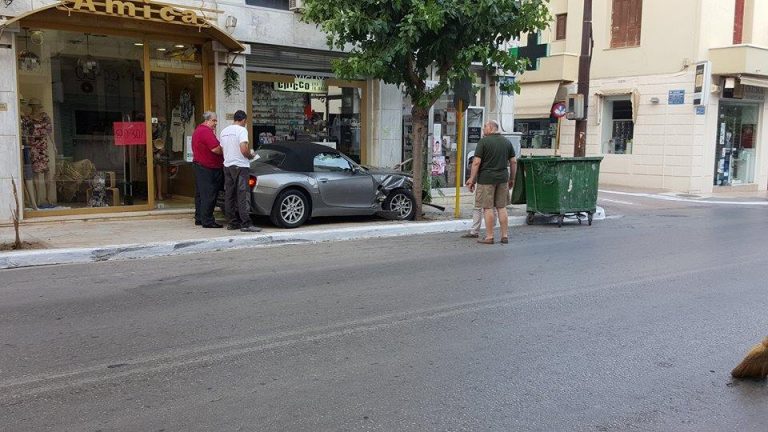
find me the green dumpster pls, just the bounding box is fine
[517,156,603,227]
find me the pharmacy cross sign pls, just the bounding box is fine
[510,32,548,71]
[57,0,214,28]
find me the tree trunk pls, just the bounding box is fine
[410,105,429,220]
[11,178,22,250]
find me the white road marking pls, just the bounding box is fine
[599,198,636,206]
[599,190,768,206]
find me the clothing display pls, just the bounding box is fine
[22,111,53,173]
[170,89,195,152]
[170,106,195,152]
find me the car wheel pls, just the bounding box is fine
[271,189,310,228]
[384,188,415,221]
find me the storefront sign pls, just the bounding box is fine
[113,122,146,146]
[274,77,327,93]
[58,0,210,27]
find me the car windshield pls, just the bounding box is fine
[254,149,286,167]
[341,154,366,172]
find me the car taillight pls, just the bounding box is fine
[248,176,257,189]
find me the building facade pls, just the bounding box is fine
[515,0,768,193]
[0,0,514,223]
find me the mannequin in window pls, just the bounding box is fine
[26,98,57,208]
[19,99,37,210]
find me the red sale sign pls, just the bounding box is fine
[113,122,146,146]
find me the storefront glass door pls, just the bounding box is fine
[150,70,204,207]
[714,102,760,186]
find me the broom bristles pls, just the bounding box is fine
[731,337,768,380]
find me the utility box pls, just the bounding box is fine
[566,94,585,120]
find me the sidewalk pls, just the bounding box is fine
[5,184,766,269]
[0,194,533,269]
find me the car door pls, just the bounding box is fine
[312,152,376,209]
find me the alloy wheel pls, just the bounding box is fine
[389,193,412,219]
[280,195,305,224]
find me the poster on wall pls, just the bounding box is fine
[113,122,146,146]
[463,106,485,184]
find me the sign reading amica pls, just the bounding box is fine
[59,0,209,27]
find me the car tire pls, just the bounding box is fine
[271,189,310,228]
[384,188,416,221]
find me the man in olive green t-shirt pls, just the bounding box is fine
[465,120,517,244]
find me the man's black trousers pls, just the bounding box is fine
[194,163,224,226]
[224,165,252,227]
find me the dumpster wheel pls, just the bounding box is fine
[588,212,593,226]
[526,212,535,225]
[557,214,564,227]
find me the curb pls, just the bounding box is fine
[0,217,518,270]
[0,206,606,270]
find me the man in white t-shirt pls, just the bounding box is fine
[220,110,261,232]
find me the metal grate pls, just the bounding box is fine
[246,44,348,74]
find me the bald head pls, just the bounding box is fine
[483,120,500,135]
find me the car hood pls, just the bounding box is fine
[364,167,413,191]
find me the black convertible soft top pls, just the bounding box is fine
[256,141,340,173]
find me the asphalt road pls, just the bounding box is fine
[1,200,767,431]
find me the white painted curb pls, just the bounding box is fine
[0,209,607,270]
[0,218,510,269]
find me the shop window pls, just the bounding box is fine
[515,119,556,149]
[17,29,147,211]
[610,0,642,48]
[602,99,634,154]
[245,0,289,9]
[251,79,362,163]
[555,14,567,40]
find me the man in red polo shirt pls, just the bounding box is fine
[192,111,224,228]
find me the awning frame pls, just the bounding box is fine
[0,2,244,52]
[594,88,640,124]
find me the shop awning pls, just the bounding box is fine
[740,75,768,88]
[595,88,640,124]
[0,2,244,52]
[514,81,561,119]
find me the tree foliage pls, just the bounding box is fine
[302,0,551,216]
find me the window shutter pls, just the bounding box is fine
[733,0,745,44]
[611,0,641,48]
[556,14,567,40]
[627,0,642,46]
[611,0,628,48]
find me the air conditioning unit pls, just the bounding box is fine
[289,0,304,12]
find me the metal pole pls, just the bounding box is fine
[574,0,592,157]
[454,100,464,218]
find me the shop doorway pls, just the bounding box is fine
[149,71,204,207]
[714,102,760,186]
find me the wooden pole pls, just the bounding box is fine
[454,100,464,218]
[574,0,592,157]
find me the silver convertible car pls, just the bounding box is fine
[237,142,416,228]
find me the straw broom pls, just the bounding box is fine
[731,337,768,380]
